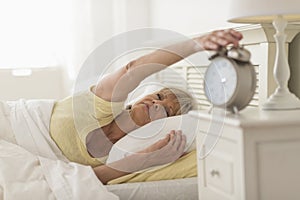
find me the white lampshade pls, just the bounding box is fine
[228,0,300,110]
[228,0,300,23]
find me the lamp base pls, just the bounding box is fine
[262,88,300,110]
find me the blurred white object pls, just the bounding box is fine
[0,141,118,200]
[0,67,64,100]
[11,69,32,77]
[228,0,300,110]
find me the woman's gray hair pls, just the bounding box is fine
[159,87,198,115]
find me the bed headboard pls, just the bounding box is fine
[153,24,300,110]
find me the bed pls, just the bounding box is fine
[106,177,198,200]
[0,98,199,200]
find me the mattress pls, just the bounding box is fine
[106,177,198,200]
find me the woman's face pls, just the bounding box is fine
[129,89,180,126]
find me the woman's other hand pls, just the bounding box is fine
[105,130,186,173]
[93,130,186,184]
[138,130,186,167]
[194,29,243,51]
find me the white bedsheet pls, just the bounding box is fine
[0,99,119,200]
[106,177,198,200]
[6,99,66,161]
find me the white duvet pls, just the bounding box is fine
[0,99,118,200]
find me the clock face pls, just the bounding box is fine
[204,57,238,106]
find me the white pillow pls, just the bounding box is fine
[106,113,199,164]
[125,82,164,106]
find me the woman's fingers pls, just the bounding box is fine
[164,130,186,156]
[178,134,186,152]
[169,130,176,145]
[140,130,185,156]
[218,30,240,47]
[211,30,240,48]
[136,130,187,168]
[154,134,170,149]
[194,29,243,51]
[227,28,243,40]
[173,130,182,147]
[138,133,171,154]
[172,130,186,153]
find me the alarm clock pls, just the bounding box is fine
[204,46,257,113]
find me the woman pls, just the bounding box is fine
[49,29,243,184]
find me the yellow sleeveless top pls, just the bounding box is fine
[49,86,124,167]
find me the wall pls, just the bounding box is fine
[149,0,238,35]
[63,0,115,95]
[3,1,299,101]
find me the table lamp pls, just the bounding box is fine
[228,0,300,110]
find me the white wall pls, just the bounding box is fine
[113,0,151,33]
[0,0,245,100]
[96,0,239,74]
[149,0,238,35]
[111,0,238,36]
[64,0,115,87]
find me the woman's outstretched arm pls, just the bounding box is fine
[93,130,186,184]
[93,29,243,102]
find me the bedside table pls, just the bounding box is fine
[189,108,300,200]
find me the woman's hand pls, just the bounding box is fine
[193,29,243,51]
[106,130,186,173]
[138,130,186,167]
[93,130,186,184]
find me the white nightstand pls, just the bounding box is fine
[189,108,300,200]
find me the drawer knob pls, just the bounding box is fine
[210,169,220,177]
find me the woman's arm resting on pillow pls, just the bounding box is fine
[93,130,186,184]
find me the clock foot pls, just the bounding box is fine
[232,106,239,114]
